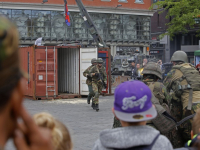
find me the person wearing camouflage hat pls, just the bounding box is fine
[0,16,54,150]
[89,58,107,111]
[143,62,184,148]
[164,51,200,144]
[83,58,97,104]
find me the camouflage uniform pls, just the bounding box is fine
[89,64,107,105]
[83,64,95,102]
[164,64,200,143]
[143,79,171,105]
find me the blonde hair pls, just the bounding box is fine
[33,112,72,150]
[192,109,200,135]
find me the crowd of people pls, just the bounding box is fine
[2,15,200,150]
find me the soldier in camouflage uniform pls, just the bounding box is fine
[164,51,200,144]
[83,58,97,104]
[113,62,184,148]
[89,58,107,111]
[142,62,171,105]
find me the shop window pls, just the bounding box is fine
[135,0,143,3]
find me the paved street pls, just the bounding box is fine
[5,95,114,150]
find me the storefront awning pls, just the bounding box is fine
[194,50,200,56]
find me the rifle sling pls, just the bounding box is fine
[176,113,196,126]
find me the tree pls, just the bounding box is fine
[150,0,200,40]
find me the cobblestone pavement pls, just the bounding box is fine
[5,95,114,150]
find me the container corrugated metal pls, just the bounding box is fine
[20,45,81,100]
[35,46,58,98]
[20,46,35,98]
[58,48,79,94]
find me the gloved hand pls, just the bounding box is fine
[104,84,107,88]
[95,73,99,77]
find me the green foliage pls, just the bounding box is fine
[150,0,200,40]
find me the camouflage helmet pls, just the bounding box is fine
[142,62,162,79]
[91,58,97,64]
[171,51,188,63]
[97,58,103,64]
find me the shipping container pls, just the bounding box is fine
[20,46,99,100]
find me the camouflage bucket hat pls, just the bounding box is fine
[0,16,24,92]
[142,62,162,79]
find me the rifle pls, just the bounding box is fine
[96,73,107,89]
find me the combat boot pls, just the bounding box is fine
[87,96,91,104]
[91,102,95,109]
[91,98,95,109]
[93,104,99,112]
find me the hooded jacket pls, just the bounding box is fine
[92,125,173,150]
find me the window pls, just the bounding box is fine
[135,0,143,3]
[153,0,164,3]
[118,0,127,2]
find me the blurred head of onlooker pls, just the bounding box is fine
[131,61,135,68]
[136,63,140,69]
[92,81,173,150]
[157,60,162,66]
[143,58,148,67]
[34,112,73,150]
[0,16,54,150]
[0,16,25,143]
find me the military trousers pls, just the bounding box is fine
[87,85,94,101]
[92,81,103,104]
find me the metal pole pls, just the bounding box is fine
[46,46,48,98]
[54,46,56,97]
[108,48,112,94]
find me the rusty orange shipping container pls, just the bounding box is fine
[19,46,102,100]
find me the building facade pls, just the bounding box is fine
[150,0,170,63]
[0,0,154,56]
[150,0,200,63]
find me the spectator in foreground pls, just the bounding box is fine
[92,81,173,150]
[33,112,73,150]
[0,16,53,150]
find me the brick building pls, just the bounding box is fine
[150,0,200,63]
[0,0,154,56]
